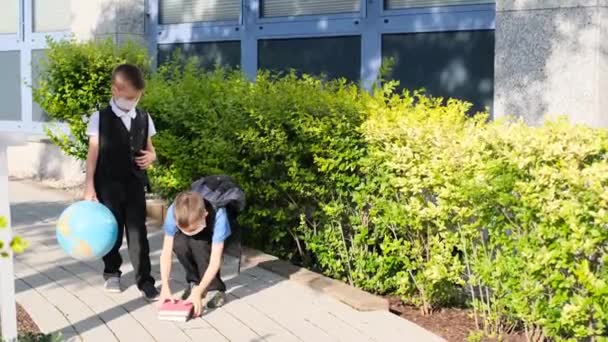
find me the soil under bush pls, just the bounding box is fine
[0,303,41,338]
[388,297,527,342]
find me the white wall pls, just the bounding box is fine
[7,138,84,188]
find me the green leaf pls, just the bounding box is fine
[10,236,28,254]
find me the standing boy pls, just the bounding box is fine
[159,176,245,316]
[84,64,159,300]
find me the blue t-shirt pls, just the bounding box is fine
[163,203,231,243]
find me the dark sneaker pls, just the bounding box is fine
[140,282,159,302]
[181,282,197,300]
[206,291,226,309]
[104,276,121,293]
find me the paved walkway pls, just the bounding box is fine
[9,180,443,342]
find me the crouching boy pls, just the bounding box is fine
[159,176,244,316]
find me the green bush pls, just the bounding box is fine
[10,332,62,342]
[141,59,251,200]
[36,40,608,341]
[33,38,149,160]
[143,59,366,261]
[0,216,27,257]
[355,86,608,340]
[147,65,608,339]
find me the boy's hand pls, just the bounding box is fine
[185,287,205,317]
[83,183,97,201]
[135,150,155,170]
[157,286,177,308]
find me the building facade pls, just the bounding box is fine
[0,0,606,182]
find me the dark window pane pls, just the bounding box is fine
[258,36,361,82]
[0,51,21,121]
[382,30,494,113]
[32,49,49,122]
[158,41,241,70]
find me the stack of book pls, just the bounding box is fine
[158,300,194,322]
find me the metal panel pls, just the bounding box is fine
[0,51,21,121]
[385,0,493,10]
[241,0,259,80]
[262,0,360,18]
[380,6,495,32]
[158,23,240,44]
[33,0,71,32]
[0,0,19,34]
[160,0,241,24]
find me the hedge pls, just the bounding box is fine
[35,40,608,341]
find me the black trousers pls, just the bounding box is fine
[95,176,154,289]
[173,231,226,292]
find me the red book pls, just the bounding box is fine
[158,300,193,322]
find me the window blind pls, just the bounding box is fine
[262,0,361,18]
[160,0,241,24]
[385,0,493,10]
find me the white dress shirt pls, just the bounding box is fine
[86,99,156,137]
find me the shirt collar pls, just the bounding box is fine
[110,98,137,119]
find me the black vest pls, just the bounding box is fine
[96,105,149,184]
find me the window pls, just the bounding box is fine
[33,0,71,32]
[385,0,493,10]
[160,0,241,24]
[261,0,361,18]
[382,31,494,113]
[0,51,22,121]
[32,50,49,122]
[258,36,361,82]
[0,0,19,34]
[157,41,241,70]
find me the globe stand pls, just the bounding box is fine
[0,132,26,342]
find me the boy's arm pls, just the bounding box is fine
[159,234,175,300]
[84,136,99,200]
[159,203,178,303]
[136,137,156,169]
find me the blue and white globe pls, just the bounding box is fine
[56,201,118,261]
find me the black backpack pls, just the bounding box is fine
[191,175,246,272]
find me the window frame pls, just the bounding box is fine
[0,0,70,134]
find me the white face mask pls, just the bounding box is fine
[180,222,206,236]
[176,210,208,236]
[114,97,139,111]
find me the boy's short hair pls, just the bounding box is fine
[112,63,145,90]
[174,191,207,232]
